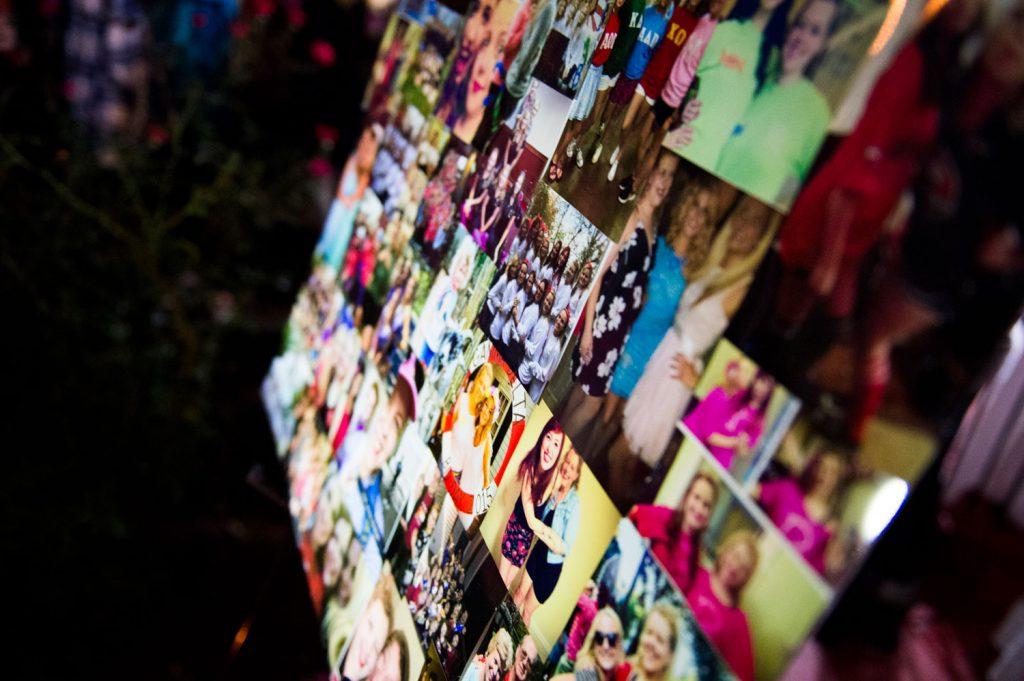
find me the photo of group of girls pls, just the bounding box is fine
[455,79,572,258]
[479,183,611,402]
[261,0,1024,680]
[544,158,778,510]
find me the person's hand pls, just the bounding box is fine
[670,352,699,388]
[579,327,594,365]
[682,97,701,124]
[808,259,839,297]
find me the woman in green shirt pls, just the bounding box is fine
[665,0,793,170]
[715,0,839,206]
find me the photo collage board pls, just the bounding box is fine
[261,0,1021,680]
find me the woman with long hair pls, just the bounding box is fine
[686,531,758,681]
[561,164,672,444]
[756,448,847,576]
[550,607,628,681]
[516,448,583,625]
[498,418,568,584]
[624,602,680,681]
[666,0,794,169]
[602,178,720,441]
[714,0,840,205]
[630,471,719,592]
[697,369,774,471]
[613,196,776,482]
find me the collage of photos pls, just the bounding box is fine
[263,0,1024,680]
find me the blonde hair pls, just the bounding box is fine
[576,607,625,671]
[486,628,515,668]
[715,530,760,596]
[690,197,779,299]
[666,182,719,279]
[635,601,681,668]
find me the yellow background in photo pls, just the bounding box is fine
[479,401,554,561]
[693,339,791,432]
[656,437,830,681]
[387,570,427,681]
[524,463,620,658]
[478,402,621,658]
[324,547,383,671]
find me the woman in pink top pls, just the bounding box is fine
[629,471,718,592]
[688,369,774,471]
[686,531,757,681]
[756,449,847,576]
[682,360,744,452]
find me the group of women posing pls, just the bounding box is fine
[497,419,584,626]
[561,155,775,505]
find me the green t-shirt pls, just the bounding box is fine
[715,77,831,206]
[603,0,646,78]
[675,19,762,170]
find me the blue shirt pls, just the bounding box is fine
[543,487,581,564]
[625,4,674,80]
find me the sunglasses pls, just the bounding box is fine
[593,631,619,648]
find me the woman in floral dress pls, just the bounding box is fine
[561,162,673,440]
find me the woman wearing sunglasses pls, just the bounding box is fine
[552,607,628,681]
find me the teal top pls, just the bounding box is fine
[715,76,831,206]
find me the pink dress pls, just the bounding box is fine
[758,478,832,575]
[631,504,696,592]
[686,569,755,681]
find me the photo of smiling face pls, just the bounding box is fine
[590,609,625,672]
[540,428,564,472]
[781,0,837,79]
[637,609,675,677]
[344,594,392,681]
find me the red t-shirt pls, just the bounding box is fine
[639,6,699,99]
[591,12,620,67]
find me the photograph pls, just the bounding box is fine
[411,143,474,269]
[460,597,541,681]
[363,13,424,118]
[746,413,930,585]
[652,432,833,680]
[411,229,497,371]
[478,182,613,402]
[434,0,526,144]
[315,126,384,274]
[545,518,736,681]
[405,507,511,677]
[428,340,535,530]
[663,0,891,209]
[401,0,467,115]
[478,404,622,657]
[680,339,800,483]
[455,78,572,258]
[544,170,780,511]
[331,358,426,554]
[335,564,427,681]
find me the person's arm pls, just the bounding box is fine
[580,238,621,362]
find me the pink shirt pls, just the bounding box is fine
[660,14,718,108]
[565,593,597,661]
[683,386,737,465]
[686,569,755,681]
[759,478,832,575]
[631,504,696,592]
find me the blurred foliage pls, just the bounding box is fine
[1,1,377,676]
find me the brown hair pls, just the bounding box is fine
[667,472,719,591]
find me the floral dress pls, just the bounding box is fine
[572,225,653,396]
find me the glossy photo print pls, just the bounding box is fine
[663,0,891,209]
[258,1,1024,681]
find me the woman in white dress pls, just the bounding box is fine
[607,196,778,488]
